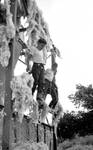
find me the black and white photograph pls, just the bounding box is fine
[0,0,93,150]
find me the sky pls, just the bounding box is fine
[15,0,93,112]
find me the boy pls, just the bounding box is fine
[36,68,59,123]
[37,68,59,116]
[26,37,47,95]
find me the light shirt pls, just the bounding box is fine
[29,46,47,64]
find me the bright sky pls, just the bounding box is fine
[15,0,93,112]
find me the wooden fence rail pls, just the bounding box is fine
[0,116,56,150]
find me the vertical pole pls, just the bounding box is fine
[51,46,57,150]
[44,125,46,143]
[2,0,17,150]
[53,126,57,150]
[37,124,39,142]
[51,51,56,69]
[51,45,56,82]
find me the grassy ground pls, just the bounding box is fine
[57,135,93,150]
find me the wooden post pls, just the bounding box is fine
[2,0,17,150]
[51,52,56,69]
[51,45,56,82]
[51,46,57,150]
[37,124,39,142]
[53,126,57,150]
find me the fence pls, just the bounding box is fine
[0,116,56,150]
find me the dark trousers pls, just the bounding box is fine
[37,79,58,109]
[37,79,51,109]
[49,82,58,109]
[31,63,45,94]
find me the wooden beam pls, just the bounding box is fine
[53,126,57,150]
[18,58,26,65]
[51,46,56,83]
[2,0,18,150]
[18,38,28,49]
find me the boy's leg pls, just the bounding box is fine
[37,64,45,93]
[40,103,49,123]
[49,82,58,109]
[25,52,31,72]
[31,63,40,94]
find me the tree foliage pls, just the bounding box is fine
[57,112,78,140]
[68,84,93,110]
[57,111,93,141]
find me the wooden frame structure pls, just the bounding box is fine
[0,1,57,150]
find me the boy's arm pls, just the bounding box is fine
[25,47,34,72]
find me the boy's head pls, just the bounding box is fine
[37,38,47,50]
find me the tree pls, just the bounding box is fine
[68,84,93,110]
[57,112,78,140]
[57,110,93,141]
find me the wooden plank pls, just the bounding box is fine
[51,46,57,150]
[53,127,57,150]
[2,0,17,150]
